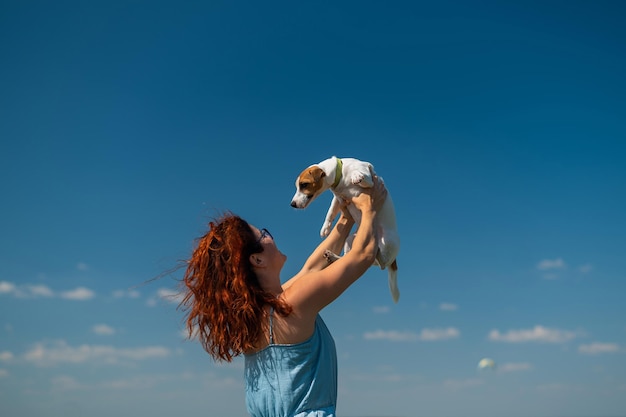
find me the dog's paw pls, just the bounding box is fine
[323,250,342,264]
[350,172,365,185]
[320,223,332,237]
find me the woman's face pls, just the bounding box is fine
[251,226,287,271]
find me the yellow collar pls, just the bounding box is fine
[332,158,343,188]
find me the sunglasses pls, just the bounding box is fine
[256,228,273,244]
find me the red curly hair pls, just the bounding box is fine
[178,212,292,362]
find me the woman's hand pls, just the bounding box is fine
[284,175,387,315]
[351,175,387,213]
[338,198,355,222]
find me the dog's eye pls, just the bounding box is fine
[299,182,310,189]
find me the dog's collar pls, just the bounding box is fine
[332,158,343,188]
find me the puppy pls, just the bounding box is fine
[290,156,400,303]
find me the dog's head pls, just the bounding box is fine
[290,165,330,209]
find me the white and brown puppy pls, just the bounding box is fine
[290,156,400,303]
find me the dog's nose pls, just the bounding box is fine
[290,201,297,208]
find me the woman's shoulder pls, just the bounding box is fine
[272,298,317,345]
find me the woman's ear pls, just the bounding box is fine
[250,254,264,267]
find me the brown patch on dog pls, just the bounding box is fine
[297,167,327,198]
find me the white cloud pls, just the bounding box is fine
[23,340,171,366]
[26,284,55,298]
[4,283,54,298]
[60,287,95,301]
[158,288,184,304]
[578,264,593,274]
[0,281,95,301]
[147,288,184,306]
[0,369,8,377]
[578,342,620,355]
[112,289,141,299]
[0,351,14,361]
[439,302,458,311]
[363,330,418,342]
[489,325,578,343]
[92,324,116,336]
[363,327,460,342]
[537,258,566,270]
[499,362,532,372]
[0,281,16,294]
[373,306,390,314]
[419,327,460,341]
[180,327,199,341]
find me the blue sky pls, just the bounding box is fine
[1,1,625,416]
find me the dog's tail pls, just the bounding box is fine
[388,259,399,303]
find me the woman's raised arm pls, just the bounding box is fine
[282,206,355,290]
[282,178,387,315]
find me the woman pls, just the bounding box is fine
[179,177,386,417]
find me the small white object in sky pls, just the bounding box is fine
[477,357,496,370]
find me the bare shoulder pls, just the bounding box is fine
[274,293,317,344]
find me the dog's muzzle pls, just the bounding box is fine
[290,194,311,209]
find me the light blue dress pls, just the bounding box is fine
[244,308,337,417]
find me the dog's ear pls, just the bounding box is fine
[312,167,326,182]
[304,167,326,183]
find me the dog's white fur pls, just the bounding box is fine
[290,156,400,303]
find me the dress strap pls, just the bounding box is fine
[268,307,274,345]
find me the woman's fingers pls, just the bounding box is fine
[372,175,387,210]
